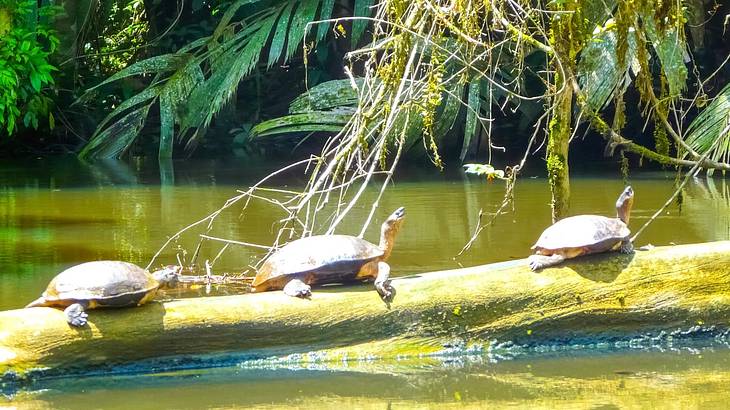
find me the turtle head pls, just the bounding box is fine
[615,186,634,224]
[379,207,406,259]
[152,265,181,289]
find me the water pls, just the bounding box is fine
[8,348,730,408]
[2,157,730,407]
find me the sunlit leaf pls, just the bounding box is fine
[250,111,353,138]
[684,82,730,169]
[289,78,362,113]
[642,15,687,97]
[578,27,637,111]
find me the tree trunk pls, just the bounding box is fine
[2,241,730,379]
[547,83,572,222]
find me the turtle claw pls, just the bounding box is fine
[527,254,565,271]
[375,281,394,301]
[620,240,634,254]
[374,261,394,301]
[64,303,88,327]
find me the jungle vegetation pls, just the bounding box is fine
[0,0,729,224]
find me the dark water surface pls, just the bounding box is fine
[2,157,730,407]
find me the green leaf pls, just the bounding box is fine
[316,0,336,42]
[286,0,319,61]
[351,0,373,48]
[434,92,461,141]
[289,78,362,113]
[251,111,352,138]
[29,71,41,92]
[80,103,153,159]
[158,90,175,159]
[578,28,637,111]
[642,15,687,97]
[185,11,278,131]
[212,0,261,41]
[86,54,191,92]
[581,0,617,30]
[268,3,294,67]
[684,82,730,168]
[461,78,481,161]
[94,85,163,135]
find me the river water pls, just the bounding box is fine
[2,157,730,407]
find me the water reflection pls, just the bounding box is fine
[5,347,730,409]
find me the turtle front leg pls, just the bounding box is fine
[619,238,634,254]
[64,302,89,327]
[283,279,312,298]
[374,261,394,300]
[528,253,565,271]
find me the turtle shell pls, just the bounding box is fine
[532,215,630,251]
[36,261,159,308]
[253,235,383,291]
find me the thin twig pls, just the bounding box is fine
[631,122,730,242]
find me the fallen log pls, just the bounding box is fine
[2,241,730,379]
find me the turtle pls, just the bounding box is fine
[25,261,180,327]
[252,207,406,299]
[527,186,635,271]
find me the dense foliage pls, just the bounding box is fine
[0,1,58,136]
[0,0,728,194]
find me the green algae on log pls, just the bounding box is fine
[2,241,730,377]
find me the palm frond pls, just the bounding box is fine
[289,79,362,113]
[81,0,365,160]
[183,9,279,132]
[158,90,175,159]
[315,0,336,42]
[91,85,164,137]
[211,0,261,41]
[79,103,152,159]
[267,2,295,66]
[351,0,374,47]
[642,15,687,97]
[250,111,354,138]
[85,54,191,93]
[684,82,730,166]
[578,27,638,112]
[581,0,617,29]
[461,78,481,161]
[286,0,319,61]
[433,91,461,140]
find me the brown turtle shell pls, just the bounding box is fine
[532,215,630,252]
[253,235,383,291]
[31,261,159,308]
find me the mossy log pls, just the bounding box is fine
[2,241,730,378]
